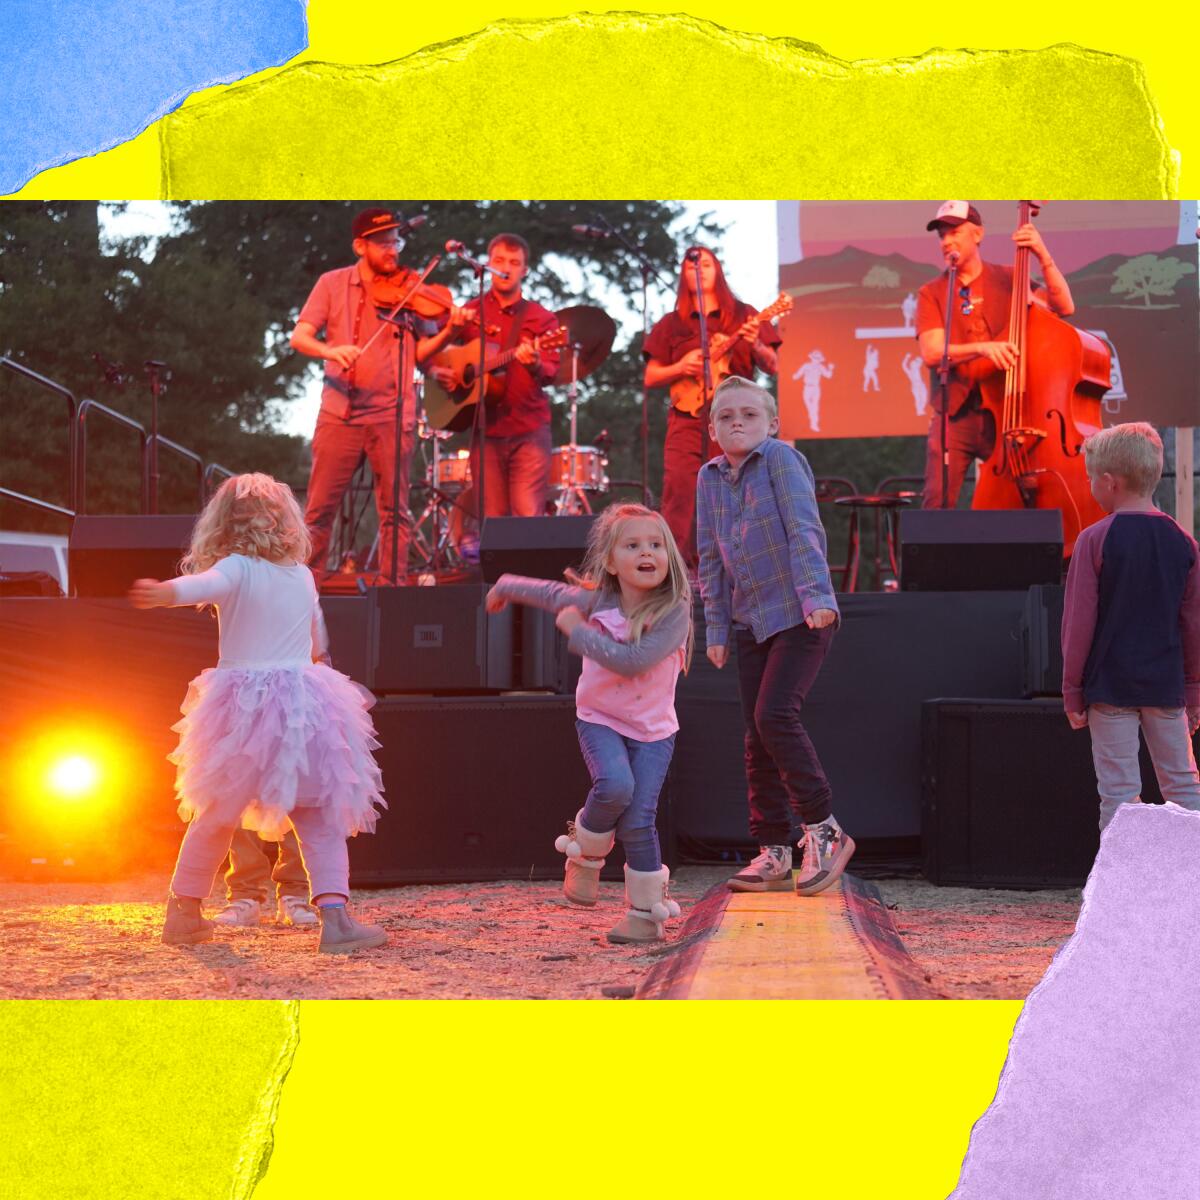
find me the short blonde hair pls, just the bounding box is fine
[1082,423,1163,496]
[182,473,311,574]
[710,375,777,421]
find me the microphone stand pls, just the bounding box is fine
[688,250,714,435]
[447,243,509,535]
[371,255,443,587]
[593,211,669,505]
[144,360,168,515]
[937,255,959,509]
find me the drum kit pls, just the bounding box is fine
[410,304,618,570]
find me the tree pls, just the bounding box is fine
[863,265,901,289]
[1111,254,1196,307]
[1,201,722,529]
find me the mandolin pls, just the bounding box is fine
[423,326,569,432]
[669,292,793,415]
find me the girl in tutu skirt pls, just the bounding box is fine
[129,473,387,954]
[486,505,692,944]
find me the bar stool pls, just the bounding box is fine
[834,492,913,592]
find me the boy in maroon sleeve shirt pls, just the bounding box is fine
[1061,423,1200,831]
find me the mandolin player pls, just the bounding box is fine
[643,246,781,569]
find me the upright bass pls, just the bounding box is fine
[972,201,1110,558]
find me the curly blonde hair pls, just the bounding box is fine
[579,504,694,671]
[181,473,311,574]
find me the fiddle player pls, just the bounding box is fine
[290,207,466,581]
[916,201,1075,509]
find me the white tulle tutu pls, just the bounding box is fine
[168,664,386,841]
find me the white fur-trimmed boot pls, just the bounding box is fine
[606,865,681,944]
[555,809,616,906]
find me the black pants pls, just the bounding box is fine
[734,622,834,844]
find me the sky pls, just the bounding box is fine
[98,201,779,437]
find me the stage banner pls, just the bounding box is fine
[775,201,1198,441]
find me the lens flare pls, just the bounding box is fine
[47,754,101,799]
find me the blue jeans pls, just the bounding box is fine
[575,719,675,872]
[471,425,552,517]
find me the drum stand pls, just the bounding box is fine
[409,410,463,574]
[555,343,594,516]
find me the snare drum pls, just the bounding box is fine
[436,450,472,493]
[550,446,608,493]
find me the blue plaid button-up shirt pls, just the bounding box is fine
[696,436,838,648]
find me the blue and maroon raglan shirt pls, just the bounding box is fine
[1061,511,1200,714]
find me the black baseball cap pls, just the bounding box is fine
[352,208,401,240]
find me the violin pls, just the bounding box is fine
[366,268,456,319]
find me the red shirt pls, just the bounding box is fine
[915,262,1014,417]
[643,300,782,391]
[461,291,561,438]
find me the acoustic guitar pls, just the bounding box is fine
[669,292,794,415]
[423,326,569,433]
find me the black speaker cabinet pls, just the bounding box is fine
[68,514,197,596]
[369,584,513,693]
[920,697,1170,887]
[1020,584,1065,697]
[349,695,674,884]
[480,516,596,583]
[900,509,1063,591]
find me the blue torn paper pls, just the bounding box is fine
[0,0,307,195]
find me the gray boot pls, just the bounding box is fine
[161,893,214,946]
[555,809,616,906]
[607,865,681,944]
[317,903,388,955]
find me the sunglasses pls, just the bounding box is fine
[958,285,975,316]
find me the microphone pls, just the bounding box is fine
[445,241,509,280]
[948,251,960,265]
[572,224,612,239]
[92,352,129,386]
[395,213,426,236]
[684,247,703,262]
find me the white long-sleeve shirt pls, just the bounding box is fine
[168,554,327,668]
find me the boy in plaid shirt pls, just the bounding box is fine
[696,376,854,894]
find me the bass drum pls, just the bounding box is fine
[436,450,472,494]
[550,446,608,493]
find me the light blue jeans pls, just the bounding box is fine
[1087,704,1200,831]
[575,720,675,872]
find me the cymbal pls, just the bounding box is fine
[552,305,617,384]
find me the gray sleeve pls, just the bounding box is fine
[566,603,690,678]
[490,573,598,614]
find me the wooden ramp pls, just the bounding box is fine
[636,875,940,1000]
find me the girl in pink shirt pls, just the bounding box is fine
[487,504,693,943]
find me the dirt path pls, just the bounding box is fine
[0,869,1082,1000]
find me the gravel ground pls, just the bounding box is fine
[0,868,1082,1001]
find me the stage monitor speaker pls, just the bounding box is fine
[369,583,513,693]
[69,514,197,597]
[920,698,1184,887]
[480,516,596,583]
[1020,584,1065,697]
[900,509,1063,591]
[349,695,674,884]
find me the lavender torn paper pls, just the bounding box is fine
[951,803,1200,1198]
[0,0,307,195]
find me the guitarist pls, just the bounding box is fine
[643,246,781,568]
[431,233,562,518]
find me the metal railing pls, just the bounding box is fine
[2,356,235,519]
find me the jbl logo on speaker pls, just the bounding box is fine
[413,625,443,648]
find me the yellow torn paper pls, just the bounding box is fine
[160,13,1177,199]
[0,1000,298,1200]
